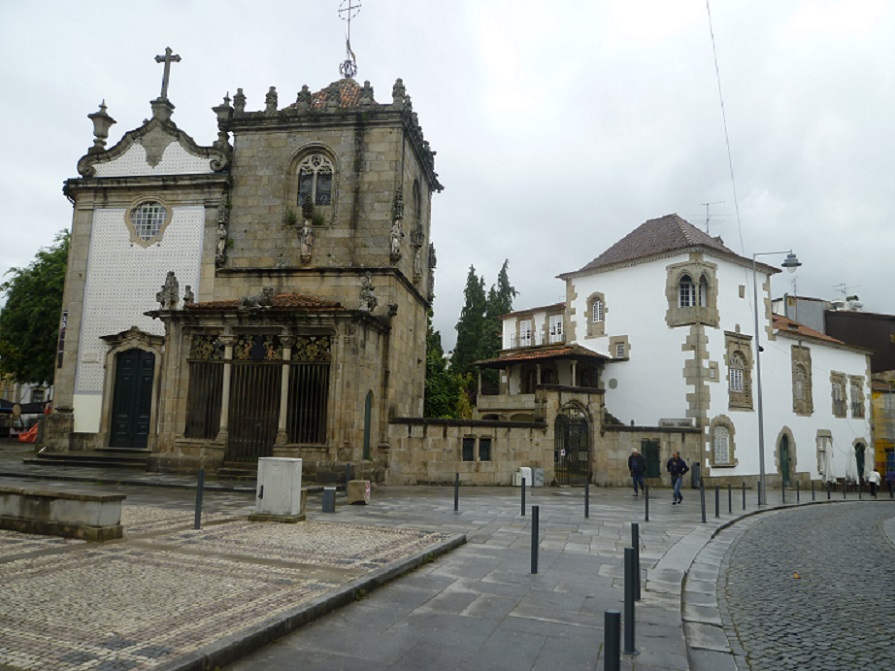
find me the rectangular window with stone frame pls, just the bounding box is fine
[830,372,847,417]
[709,416,737,467]
[791,345,813,416]
[725,332,753,410]
[849,376,865,418]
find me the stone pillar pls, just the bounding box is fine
[536,363,542,386]
[276,337,295,445]
[216,335,236,443]
[570,359,578,387]
[477,370,483,396]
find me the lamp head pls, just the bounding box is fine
[782,252,801,273]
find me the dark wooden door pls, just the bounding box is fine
[109,349,154,448]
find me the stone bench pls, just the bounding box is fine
[0,485,125,542]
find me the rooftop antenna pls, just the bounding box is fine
[700,201,724,234]
[338,0,361,79]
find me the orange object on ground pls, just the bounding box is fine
[18,424,38,443]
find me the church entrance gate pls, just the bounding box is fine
[109,349,155,448]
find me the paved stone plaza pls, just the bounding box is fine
[1,442,893,670]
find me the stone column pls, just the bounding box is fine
[477,370,483,396]
[570,359,578,387]
[216,335,236,443]
[536,363,542,386]
[276,336,295,445]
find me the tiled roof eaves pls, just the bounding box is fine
[502,302,565,319]
[475,344,609,367]
[771,314,874,353]
[558,247,778,281]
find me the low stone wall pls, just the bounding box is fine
[0,485,125,541]
[386,418,552,486]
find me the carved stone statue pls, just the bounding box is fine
[183,285,195,307]
[240,286,275,310]
[359,272,378,313]
[215,221,228,267]
[299,219,314,264]
[390,219,404,262]
[156,271,179,309]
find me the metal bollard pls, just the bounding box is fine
[194,469,205,530]
[843,482,847,500]
[322,486,336,513]
[585,479,590,519]
[758,482,762,507]
[827,481,831,500]
[521,477,526,516]
[700,479,706,523]
[859,482,862,500]
[345,463,352,491]
[742,482,746,510]
[796,481,800,503]
[454,472,459,512]
[604,610,621,671]
[782,483,786,504]
[623,547,639,655]
[644,484,649,522]
[631,522,641,601]
[714,486,720,518]
[531,505,539,574]
[728,483,732,514]
[812,480,816,501]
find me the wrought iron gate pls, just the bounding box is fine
[554,405,590,485]
[226,363,281,462]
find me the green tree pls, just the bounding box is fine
[483,260,517,359]
[451,265,488,379]
[0,231,69,384]
[424,314,461,418]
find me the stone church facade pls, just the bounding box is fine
[47,57,442,481]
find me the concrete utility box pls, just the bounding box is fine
[513,467,533,487]
[250,457,305,522]
[346,479,371,505]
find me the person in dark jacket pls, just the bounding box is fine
[666,451,689,504]
[628,448,646,496]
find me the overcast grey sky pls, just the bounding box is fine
[1,1,892,350]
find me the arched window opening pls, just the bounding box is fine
[297,154,334,206]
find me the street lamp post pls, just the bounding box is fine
[752,250,801,506]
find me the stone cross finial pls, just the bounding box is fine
[154,47,181,99]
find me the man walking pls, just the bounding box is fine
[628,448,646,496]
[666,451,689,505]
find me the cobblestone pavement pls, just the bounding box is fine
[716,502,895,670]
[0,497,460,671]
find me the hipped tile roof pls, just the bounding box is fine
[186,293,342,312]
[561,213,754,277]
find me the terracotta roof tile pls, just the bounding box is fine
[561,213,750,276]
[187,293,342,311]
[476,343,608,368]
[772,314,844,345]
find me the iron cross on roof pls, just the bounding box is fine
[154,47,181,99]
[338,0,361,78]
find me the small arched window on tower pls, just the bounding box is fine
[297,154,334,207]
[698,274,709,307]
[678,274,696,307]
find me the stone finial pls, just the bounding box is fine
[233,88,246,115]
[324,82,341,111]
[359,80,375,106]
[359,272,378,312]
[155,271,179,309]
[392,78,406,105]
[87,101,116,154]
[265,86,278,115]
[212,93,233,151]
[183,285,195,307]
[295,85,312,111]
[428,242,437,268]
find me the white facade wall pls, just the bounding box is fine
[92,142,214,178]
[569,257,692,424]
[72,205,204,432]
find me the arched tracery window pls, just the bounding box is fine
[297,154,334,206]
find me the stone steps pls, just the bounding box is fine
[25,448,150,470]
